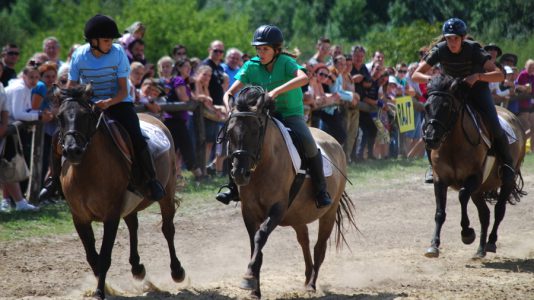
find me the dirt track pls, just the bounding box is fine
[1,170,533,299]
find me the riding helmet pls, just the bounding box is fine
[84,14,122,40]
[251,25,284,46]
[442,18,467,37]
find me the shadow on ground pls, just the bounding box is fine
[482,258,534,273]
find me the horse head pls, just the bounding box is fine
[423,74,465,149]
[52,83,98,164]
[222,86,271,186]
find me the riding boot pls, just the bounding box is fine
[492,131,515,189]
[216,177,239,205]
[39,135,62,202]
[309,149,332,208]
[137,147,166,201]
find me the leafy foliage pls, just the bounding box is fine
[0,0,532,71]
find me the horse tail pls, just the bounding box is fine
[482,169,527,205]
[334,190,359,251]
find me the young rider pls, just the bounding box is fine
[216,24,332,208]
[412,18,514,188]
[39,14,165,201]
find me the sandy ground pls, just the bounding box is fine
[1,170,533,300]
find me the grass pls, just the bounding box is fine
[1,154,532,242]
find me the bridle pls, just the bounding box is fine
[217,88,270,173]
[59,96,103,153]
[423,90,460,145]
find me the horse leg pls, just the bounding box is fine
[241,202,284,299]
[124,213,145,280]
[73,220,99,277]
[159,197,185,282]
[308,207,338,291]
[94,219,120,300]
[425,180,448,258]
[292,224,313,288]
[486,183,512,253]
[471,193,490,258]
[459,176,480,245]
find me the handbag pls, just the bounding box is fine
[0,126,30,183]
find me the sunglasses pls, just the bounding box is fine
[212,49,224,54]
[7,51,20,56]
[176,51,186,55]
[317,72,329,77]
[398,70,408,74]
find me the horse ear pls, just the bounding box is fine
[50,84,62,107]
[84,83,93,100]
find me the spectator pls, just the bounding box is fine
[129,61,145,102]
[4,63,54,211]
[308,37,331,66]
[1,43,21,87]
[56,64,70,88]
[500,53,518,68]
[328,44,343,65]
[306,63,340,128]
[165,58,204,182]
[365,50,385,73]
[221,48,243,87]
[395,63,409,96]
[241,52,250,63]
[127,39,146,65]
[157,56,174,95]
[31,61,58,191]
[172,44,187,62]
[0,63,11,211]
[119,21,146,59]
[138,78,163,116]
[516,59,534,153]
[42,37,64,68]
[26,52,49,67]
[342,54,360,163]
[201,40,227,176]
[494,65,518,109]
[483,43,502,64]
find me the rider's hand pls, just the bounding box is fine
[95,99,111,110]
[464,73,480,86]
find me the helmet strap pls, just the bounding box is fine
[89,39,111,55]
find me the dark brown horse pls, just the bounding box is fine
[423,74,526,258]
[221,87,356,299]
[51,85,185,299]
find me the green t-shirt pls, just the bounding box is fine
[235,54,306,118]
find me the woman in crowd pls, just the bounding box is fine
[516,59,534,153]
[165,58,204,182]
[5,63,54,211]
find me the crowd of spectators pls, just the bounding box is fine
[1,21,533,213]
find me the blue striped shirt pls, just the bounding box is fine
[69,43,132,103]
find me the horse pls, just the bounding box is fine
[422,74,526,259]
[220,87,356,299]
[51,85,185,299]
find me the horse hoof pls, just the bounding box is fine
[240,276,258,291]
[461,228,476,245]
[473,250,486,259]
[425,247,439,258]
[132,264,146,280]
[93,288,104,300]
[306,283,316,292]
[485,243,497,253]
[171,267,186,282]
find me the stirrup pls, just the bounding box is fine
[147,179,165,201]
[315,191,332,209]
[216,184,239,205]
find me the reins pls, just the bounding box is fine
[59,96,103,152]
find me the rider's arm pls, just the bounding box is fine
[268,69,309,99]
[411,61,432,84]
[223,80,244,111]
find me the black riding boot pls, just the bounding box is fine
[39,135,62,202]
[309,150,332,208]
[216,177,239,205]
[137,147,166,201]
[493,132,515,188]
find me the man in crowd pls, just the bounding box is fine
[43,37,64,68]
[308,37,331,66]
[1,44,20,87]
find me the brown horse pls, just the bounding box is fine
[220,87,356,299]
[423,74,526,259]
[51,85,185,299]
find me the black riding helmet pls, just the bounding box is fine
[251,25,283,47]
[442,18,467,37]
[84,14,122,41]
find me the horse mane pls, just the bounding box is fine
[427,73,454,94]
[235,86,264,112]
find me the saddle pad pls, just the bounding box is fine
[140,121,171,158]
[498,115,517,144]
[272,118,332,177]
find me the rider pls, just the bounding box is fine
[412,18,515,188]
[216,24,332,209]
[39,14,165,201]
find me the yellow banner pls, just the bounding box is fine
[396,96,415,133]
